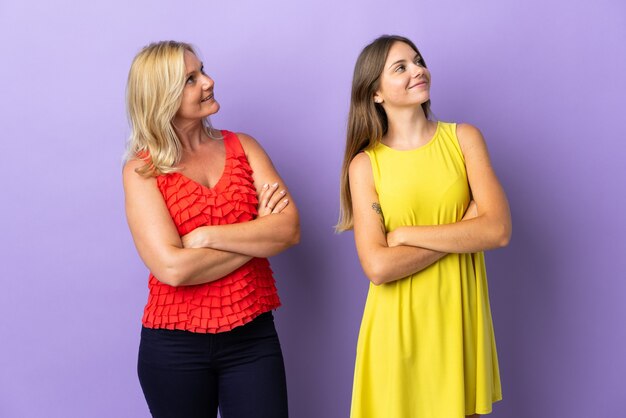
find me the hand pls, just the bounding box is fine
[257,182,289,217]
[462,200,478,221]
[181,227,211,249]
[386,227,404,247]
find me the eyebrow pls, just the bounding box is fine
[387,55,421,70]
[387,59,405,69]
[185,62,204,77]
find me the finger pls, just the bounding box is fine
[258,183,271,208]
[264,182,280,204]
[267,188,286,210]
[262,183,281,209]
[272,198,289,214]
[181,236,195,249]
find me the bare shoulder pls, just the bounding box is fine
[348,152,377,194]
[349,152,373,177]
[123,157,143,171]
[122,158,155,187]
[456,123,488,154]
[235,132,266,157]
[122,158,143,180]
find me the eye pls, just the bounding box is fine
[394,65,406,73]
[186,75,196,85]
[414,56,423,66]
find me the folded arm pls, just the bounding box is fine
[181,133,300,258]
[350,153,446,285]
[123,160,253,287]
[386,124,512,253]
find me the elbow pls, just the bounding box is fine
[153,275,178,287]
[499,231,511,248]
[369,273,389,286]
[369,276,385,286]
[363,261,389,286]
[283,220,301,247]
[289,213,301,246]
[291,223,301,246]
[152,259,190,287]
[493,222,512,248]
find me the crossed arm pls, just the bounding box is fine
[123,133,300,287]
[350,124,511,286]
[180,133,300,258]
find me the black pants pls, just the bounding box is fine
[138,311,288,418]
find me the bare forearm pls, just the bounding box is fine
[392,216,511,253]
[361,245,446,285]
[189,213,300,258]
[155,247,252,286]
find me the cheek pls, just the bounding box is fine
[384,78,409,98]
[393,78,408,89]
[380,77,401,96]
[180,93,200,113]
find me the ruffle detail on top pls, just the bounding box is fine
[142,130,281,333]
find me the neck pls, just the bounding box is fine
[383,105,434,148]
[173,118,208,151]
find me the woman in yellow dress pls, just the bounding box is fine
[337,35,512,417]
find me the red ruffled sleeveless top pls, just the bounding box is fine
[141,130,281,333]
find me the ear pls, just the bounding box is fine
[373,93,383,104]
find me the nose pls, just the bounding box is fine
[411,63,424,78]
[201,74,214,90]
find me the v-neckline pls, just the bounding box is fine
[174,130,230,193]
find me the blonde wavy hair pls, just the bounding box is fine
[336,35,431,232]
[125,40,212,177]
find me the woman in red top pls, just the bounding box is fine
[123,41,299,418]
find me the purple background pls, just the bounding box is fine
[1,0,625,417]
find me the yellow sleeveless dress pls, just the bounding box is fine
[351,122,502,418]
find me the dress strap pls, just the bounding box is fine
[221,130,246,158]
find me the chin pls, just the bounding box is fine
[416,95,430,105]
[206,102,220,116]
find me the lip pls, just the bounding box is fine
[201,93,214,102]
[408,81,428,89]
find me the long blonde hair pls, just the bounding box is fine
[335,35,431,232]
[125,41,211,176]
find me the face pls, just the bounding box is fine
[174,50,219,123]
[374,41,430,110]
